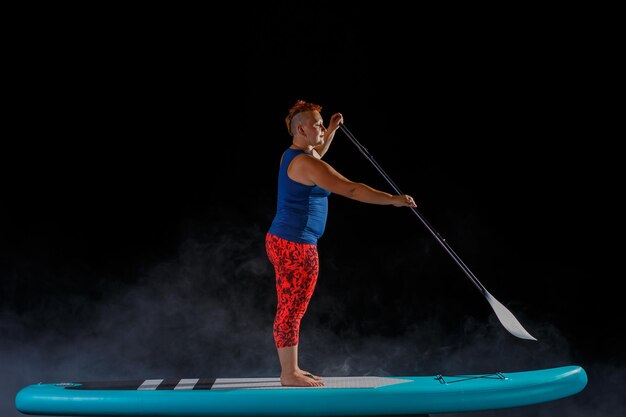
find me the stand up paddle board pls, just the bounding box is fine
[15,365,587,416]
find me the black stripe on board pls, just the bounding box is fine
[194,378,215,390]
[65,380,144,390]
[156,379,180,390]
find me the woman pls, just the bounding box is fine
[266,100,417,387]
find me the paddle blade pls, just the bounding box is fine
[485,291,537,341]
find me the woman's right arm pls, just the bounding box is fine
[305,157,416,207]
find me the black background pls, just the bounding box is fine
[2,4,623,417]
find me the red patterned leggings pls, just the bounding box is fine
[265,232,319,348]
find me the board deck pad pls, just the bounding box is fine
[62,376,413,391]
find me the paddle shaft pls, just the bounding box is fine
[338,124,488,296]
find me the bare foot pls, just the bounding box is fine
[297,369,324,382]
[281,371,325,387]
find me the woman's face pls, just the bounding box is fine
[301,111,326,145]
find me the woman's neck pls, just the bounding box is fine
[290,143,311,152]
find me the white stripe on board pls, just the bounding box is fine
[174,378,200,390]
[138,379,164,390]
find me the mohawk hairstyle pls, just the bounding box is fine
[285,100,322,136]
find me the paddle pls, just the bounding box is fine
[338,124,537,341]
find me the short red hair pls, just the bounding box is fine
[285,100,322,136]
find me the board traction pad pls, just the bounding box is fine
[61,376,413,390]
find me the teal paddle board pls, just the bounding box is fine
[15,365,587,416]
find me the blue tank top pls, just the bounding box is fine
[268,148,332,244]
